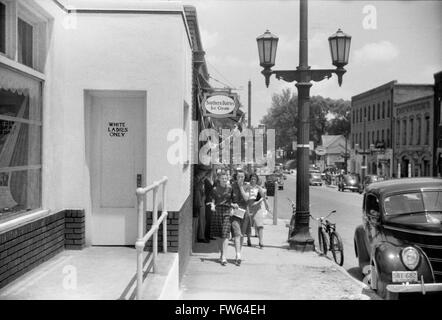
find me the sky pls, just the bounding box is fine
[182,0,442,126]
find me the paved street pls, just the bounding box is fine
[271,174,364,281]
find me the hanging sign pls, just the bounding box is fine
[202,92,239,118]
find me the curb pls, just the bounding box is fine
[312,250,380,299]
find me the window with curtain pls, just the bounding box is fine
[17,17,33,68]
[0,66,42,222]
[0,2,5,54]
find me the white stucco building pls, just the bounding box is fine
[0,0,203,289]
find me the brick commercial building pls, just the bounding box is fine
[350,81,433,179]
[434,71,442,177]
[0,0,209,290]
[394,94,434,177]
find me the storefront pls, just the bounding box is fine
[1,0,201,288]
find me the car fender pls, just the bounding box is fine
[372,242,435,284]
[354,225,370,269]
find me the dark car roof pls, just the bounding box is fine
[365,177,442,196]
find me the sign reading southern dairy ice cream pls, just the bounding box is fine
[202,92,238,118]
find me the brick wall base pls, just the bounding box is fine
[0,209,86,289]
[145,194,193,282]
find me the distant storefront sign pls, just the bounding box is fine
[203,92,238,118]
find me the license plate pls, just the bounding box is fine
[392,271,418,283]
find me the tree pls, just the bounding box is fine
[260,89,351,157]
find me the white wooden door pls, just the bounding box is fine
[90,94,145,245]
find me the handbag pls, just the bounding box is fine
[232,207,246,219]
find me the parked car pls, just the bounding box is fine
[361,174,386,193]
[353,177,442,299]
[309,172,323,186]
[337,174,361,192]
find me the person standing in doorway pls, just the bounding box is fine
[210,172,234,266]
[204,171,215,240]
[194,170,209,243]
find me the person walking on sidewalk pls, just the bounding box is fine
[246,174,266,249]
[230,170,250,266]
[210,172,234,266]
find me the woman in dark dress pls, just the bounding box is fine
[210,172,234,266]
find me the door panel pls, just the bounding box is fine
[89,94,145,245]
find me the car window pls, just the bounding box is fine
[384,193,425,215]
[422,191,442,212]
[365,194,380,213]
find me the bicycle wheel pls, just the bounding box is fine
[317,228,328,255]
[330,231,344,266]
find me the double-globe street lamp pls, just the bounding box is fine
[256,0,351,251]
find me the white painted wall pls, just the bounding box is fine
[32,1,193,243]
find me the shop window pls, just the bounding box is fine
[17,17,33,68]
[0,67,42,222]
[0,1,5,54]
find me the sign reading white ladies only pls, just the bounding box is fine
[108,122,128,137]
[167,121,276,167]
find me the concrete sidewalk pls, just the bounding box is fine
[180,218,379,300]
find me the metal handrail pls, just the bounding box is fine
[135,176,168,300]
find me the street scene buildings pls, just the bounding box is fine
[0,0,441,303]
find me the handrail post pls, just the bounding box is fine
[135,189,145,300]
[162,177,168,253]
[152,186,158,273]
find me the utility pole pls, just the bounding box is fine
[248,80,251,128]
[248,80,252,175]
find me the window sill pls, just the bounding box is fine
[0,208,51,235]
[0,55,45,81]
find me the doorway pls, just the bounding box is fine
[85,90,146,245]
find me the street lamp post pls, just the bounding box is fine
[256,0,351,251]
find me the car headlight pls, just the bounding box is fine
[401,247,420,270]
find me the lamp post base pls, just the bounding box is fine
[288,233,315,252]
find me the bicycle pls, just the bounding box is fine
[286,198,296,241]
[310,210,344,266]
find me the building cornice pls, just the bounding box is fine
[351,80,397,101]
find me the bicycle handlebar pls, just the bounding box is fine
[310,210,336,221]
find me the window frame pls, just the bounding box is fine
[0,0,48,72]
